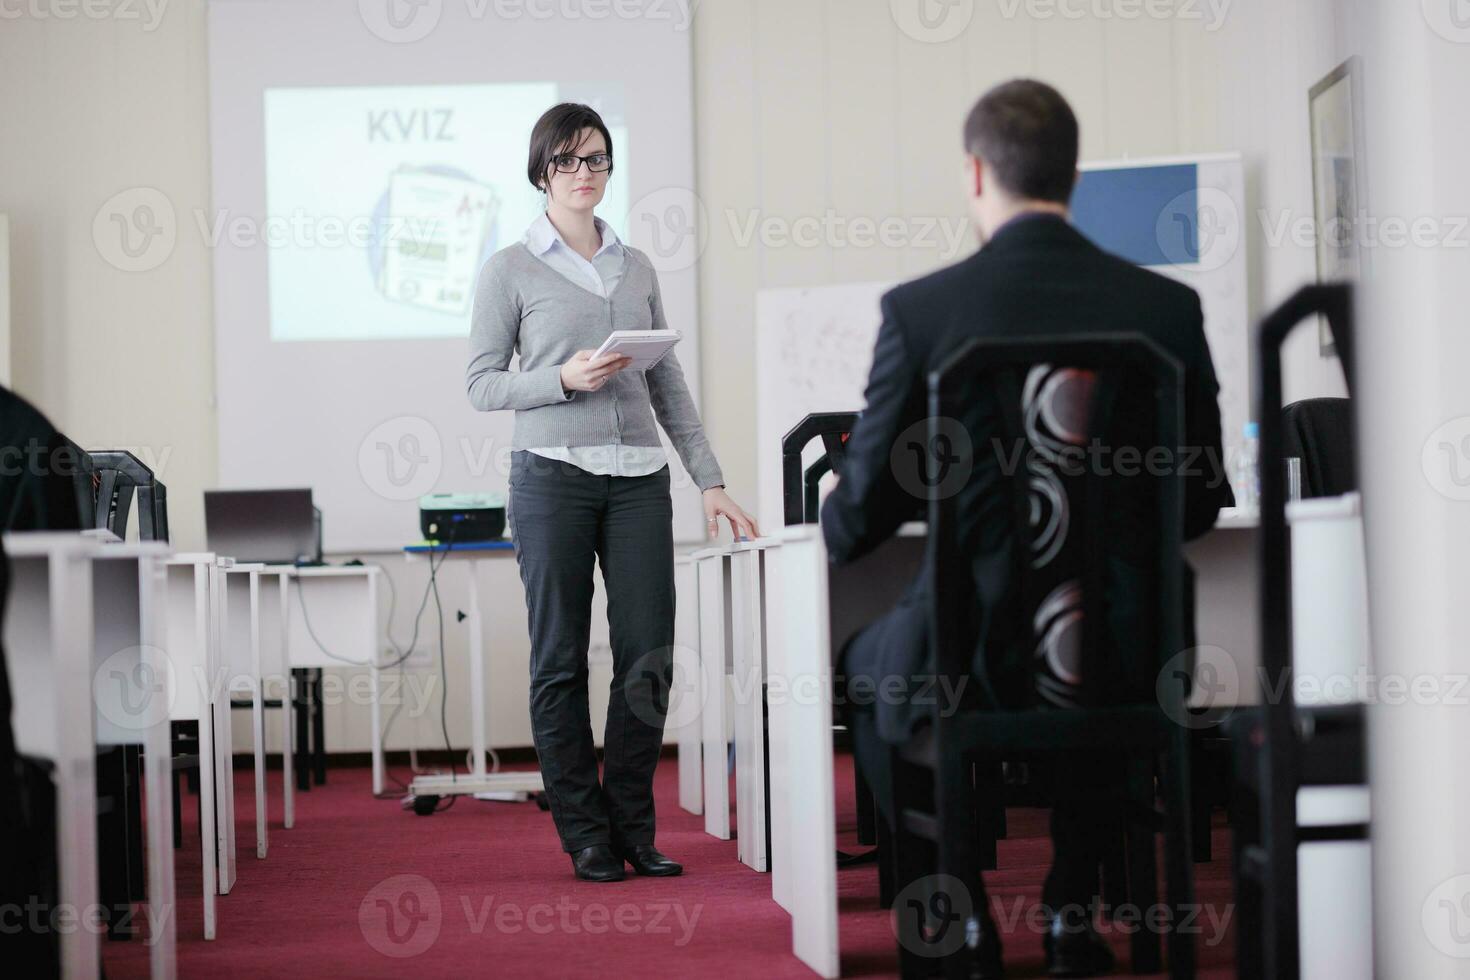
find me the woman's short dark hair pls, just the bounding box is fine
[526,103,614,191]
[962,79,1078,204]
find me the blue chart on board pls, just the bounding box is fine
[1072,163,1198,267]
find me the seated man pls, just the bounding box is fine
[821,79,1232,978]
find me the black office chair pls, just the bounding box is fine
[89,450,170,543]
[76,448,172,937]
[781,412,861,526]
[782,411,1011,894]
[887,334,1196,979]
[781,412,893,859]
[1281,397,1356,498]
[1225,283,1364,980]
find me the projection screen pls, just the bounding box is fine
[208,0,704,551]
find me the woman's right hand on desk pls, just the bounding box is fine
[560,350,632,394]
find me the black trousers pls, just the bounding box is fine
[507,450,674,853]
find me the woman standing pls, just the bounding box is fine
[467,103,758,882]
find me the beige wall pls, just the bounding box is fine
[1,4,217,543]
[1,0,1352,751]
[695,0,1353,511]
[0,213,10,385]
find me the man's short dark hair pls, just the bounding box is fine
[526,103,615,191]
[962,79,1078,204]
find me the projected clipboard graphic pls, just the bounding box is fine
[376,168,499,317]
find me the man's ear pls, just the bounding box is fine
[966,154,985,198]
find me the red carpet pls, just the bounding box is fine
[103,755,1236,978]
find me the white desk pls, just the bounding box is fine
[161,552,234,939]
[766,522,927,978]
[5,532,101,979]
[1287,492,1373,979]
[92,540,176,980]
[692,545,733,840]
[767,524,842,979]
[5,533,180,978]
[673,553,703,816]
[221,563,293,857]
[279,563,379,806]
[397,542,543,802]
[1185,505,1260,707]
[730,537,780,873]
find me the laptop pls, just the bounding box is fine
[204,488,319,564]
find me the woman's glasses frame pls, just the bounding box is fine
[552,152,613,174]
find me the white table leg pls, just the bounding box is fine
[765,550,792,911]
[249,573,267,858]
[140,564,177,979]
[698,552,731,840]
[748,549,770,872]
[674,558,703,815]
[781,535,839,978]
[732,548,764,870]
[370,653,385,795]
[211,566,237,893]
[192,567,219,937]
[468,559,487,777]
[53,553,101,978]
[279,575,294,829]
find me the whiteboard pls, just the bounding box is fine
[754,153,1250,532]
[754,281,889,530]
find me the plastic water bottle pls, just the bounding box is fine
[1234,422,1260,512]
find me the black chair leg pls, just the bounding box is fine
[1100,808,1128,918]
[1230,761,1264,980]
[936,751,985,980]
[293,669,311,792]
[1164,729,1197,979]
[312,669,327,785]
[96,748,129,940]
[124,745,145,903]
[975,760,1002,871]
[1191,732,1214,863]
[1126,760,1162,974]
[890,750,937,979]
[876,802,896,909]
[171,768,183,850]
[855,765,877,846]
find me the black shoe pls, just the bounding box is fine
[570,844,625,882]
[894,905,1003,978]
[616,844,683,876]
[1042,911,1115,978]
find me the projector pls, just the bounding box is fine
[418,492,507,543]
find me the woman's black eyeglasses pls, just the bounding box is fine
[552,152,613,174]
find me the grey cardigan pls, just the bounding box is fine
[465,242,724,491]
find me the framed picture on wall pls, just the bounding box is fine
[1308,57,1366,358]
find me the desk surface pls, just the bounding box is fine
[2,530,100,557]
[278,563,380,576]
[403,539,515,554]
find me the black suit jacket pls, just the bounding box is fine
[822,213,1233,742]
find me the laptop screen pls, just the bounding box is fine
[204,488,316,564]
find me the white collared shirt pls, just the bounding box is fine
[521,212,669,478]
